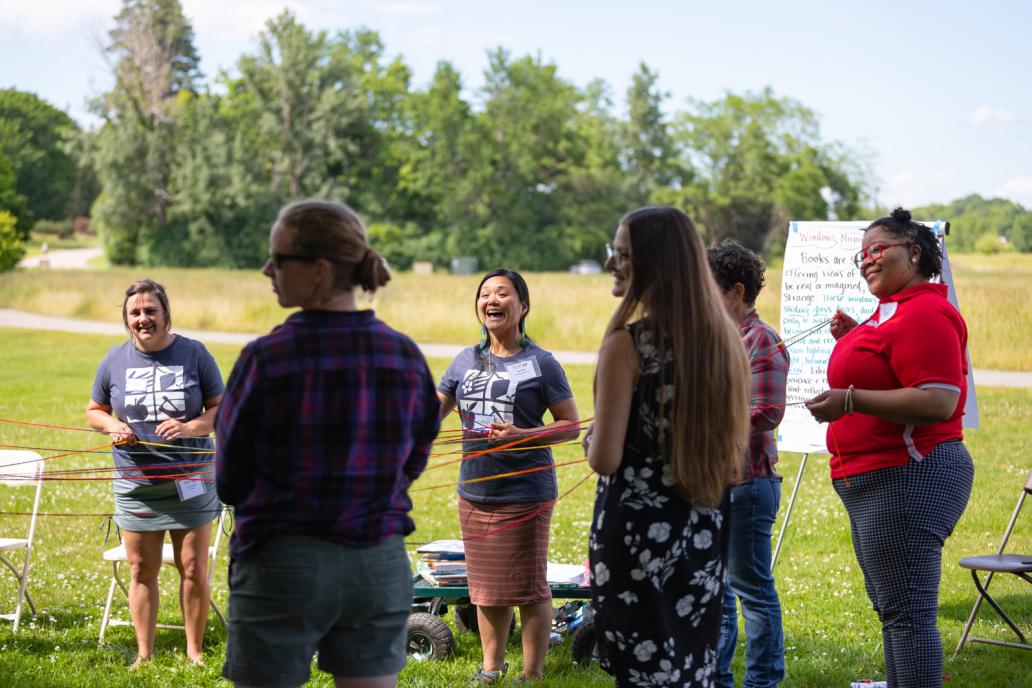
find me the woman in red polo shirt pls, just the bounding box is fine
[805,208,973,688]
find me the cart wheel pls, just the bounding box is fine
[570,619,598,666]
[407,612,455,662]
[453,604,517,636]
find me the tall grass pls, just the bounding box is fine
[0,328,1029,686]
[1,253,1029,369]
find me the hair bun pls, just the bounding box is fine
[355,246,391,293]
[891,207,912,224]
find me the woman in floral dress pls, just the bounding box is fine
[586,206,751,687]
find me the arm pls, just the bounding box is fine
[154,395,223,440]
[404,377,443,483]
[487,396,581,445]
[215,349,261,505]
[86,400,135,444]
[749,331,789,433]
[587,329,639,476]
[805,386,959,425]
[437,391,457,422]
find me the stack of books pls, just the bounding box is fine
[415,540,468,587]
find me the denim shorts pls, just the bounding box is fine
[222,535,412,687]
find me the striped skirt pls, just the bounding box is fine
[458,495,553,607]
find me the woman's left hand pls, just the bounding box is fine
[488,422,522,440]
[805,389,848,423]
[155,419,190,440]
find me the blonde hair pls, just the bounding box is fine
[276,200,391,293]
[604,206,750,507]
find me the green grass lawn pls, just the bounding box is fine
[0,328,1029,686]
[1,252,1031,370]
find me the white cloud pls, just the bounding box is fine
[969,106,1020,127]
[994,175,1032,208]
[0,0,118,40]
[883,169,958,208]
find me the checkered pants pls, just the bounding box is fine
[834,441,974,688]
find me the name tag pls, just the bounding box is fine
[176,477,206,502]
[505,359,540,383]
[470,414,495,433]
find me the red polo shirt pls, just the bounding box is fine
[826,282,967,478]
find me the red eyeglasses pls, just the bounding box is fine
[852,242,911,269]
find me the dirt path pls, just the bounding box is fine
[0,308,1028,388]
[18,247,103,269]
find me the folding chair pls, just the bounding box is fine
[98,505,228,643]
[0,450,44,633]
[954,469,1032,654]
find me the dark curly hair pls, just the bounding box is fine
[706,239,766,306]
[866,207,943,279]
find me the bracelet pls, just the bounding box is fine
[844,384,855,416]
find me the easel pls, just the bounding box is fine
[771,452,810,569]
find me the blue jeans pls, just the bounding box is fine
[716,477,785,688]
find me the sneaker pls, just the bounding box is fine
[469,663,508,685]
[849,682,887,688]
[512,676,540,685]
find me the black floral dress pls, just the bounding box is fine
[589,323,727,688]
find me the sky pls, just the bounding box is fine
[2,0,1031,209]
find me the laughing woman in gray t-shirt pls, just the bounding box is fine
[86,279,224,668]
[437,268,580,685]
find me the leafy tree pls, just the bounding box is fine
[451,49,585,270]
[0,152,27,232]
[91,0,200,265]
[235,11,369,201]
[0,209,25,272]
[621,63,681,206]
[675,88,867,251]
[0,89,83,234]
[912,194,1031,252]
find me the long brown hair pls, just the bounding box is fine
[603,206,750,507]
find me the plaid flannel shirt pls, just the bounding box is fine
[216,309,440,559]
[739,309,790,482]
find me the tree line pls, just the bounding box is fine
[1,0,1028,273]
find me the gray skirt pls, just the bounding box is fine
[114,478,219,532]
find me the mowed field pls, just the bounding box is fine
[0,255,1030,686]
[0,252,1030,369]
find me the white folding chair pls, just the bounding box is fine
[98,504,228,643]
[0,450,44,633]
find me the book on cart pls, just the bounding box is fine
[415,539,467,586]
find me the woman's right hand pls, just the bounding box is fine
[830,310,858,340]
[108,422,136,445]
[581,424,594,455]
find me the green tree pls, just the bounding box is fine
[0,209,25,272]
[91,0,200,265]
[913,194,1031,252]
[621,63,680,206]
[675,88,867,251]
[452,49,584,270]
[235,12,370,201]
[0,152,28,232]
[0,89,83,234]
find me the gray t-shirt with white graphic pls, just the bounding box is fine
[91,335,224,499]
[438,340,573,503]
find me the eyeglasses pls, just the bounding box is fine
[267,252,320,269]
[852,242,911,269]
[605,243,630,262]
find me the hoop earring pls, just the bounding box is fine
[479,324,488,350]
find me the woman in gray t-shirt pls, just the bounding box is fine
[437,268,580,685]
[87,279,224,668]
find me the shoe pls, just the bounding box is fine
[512,675,540,685]
[469,663,508,685]
[849,682,887,688]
